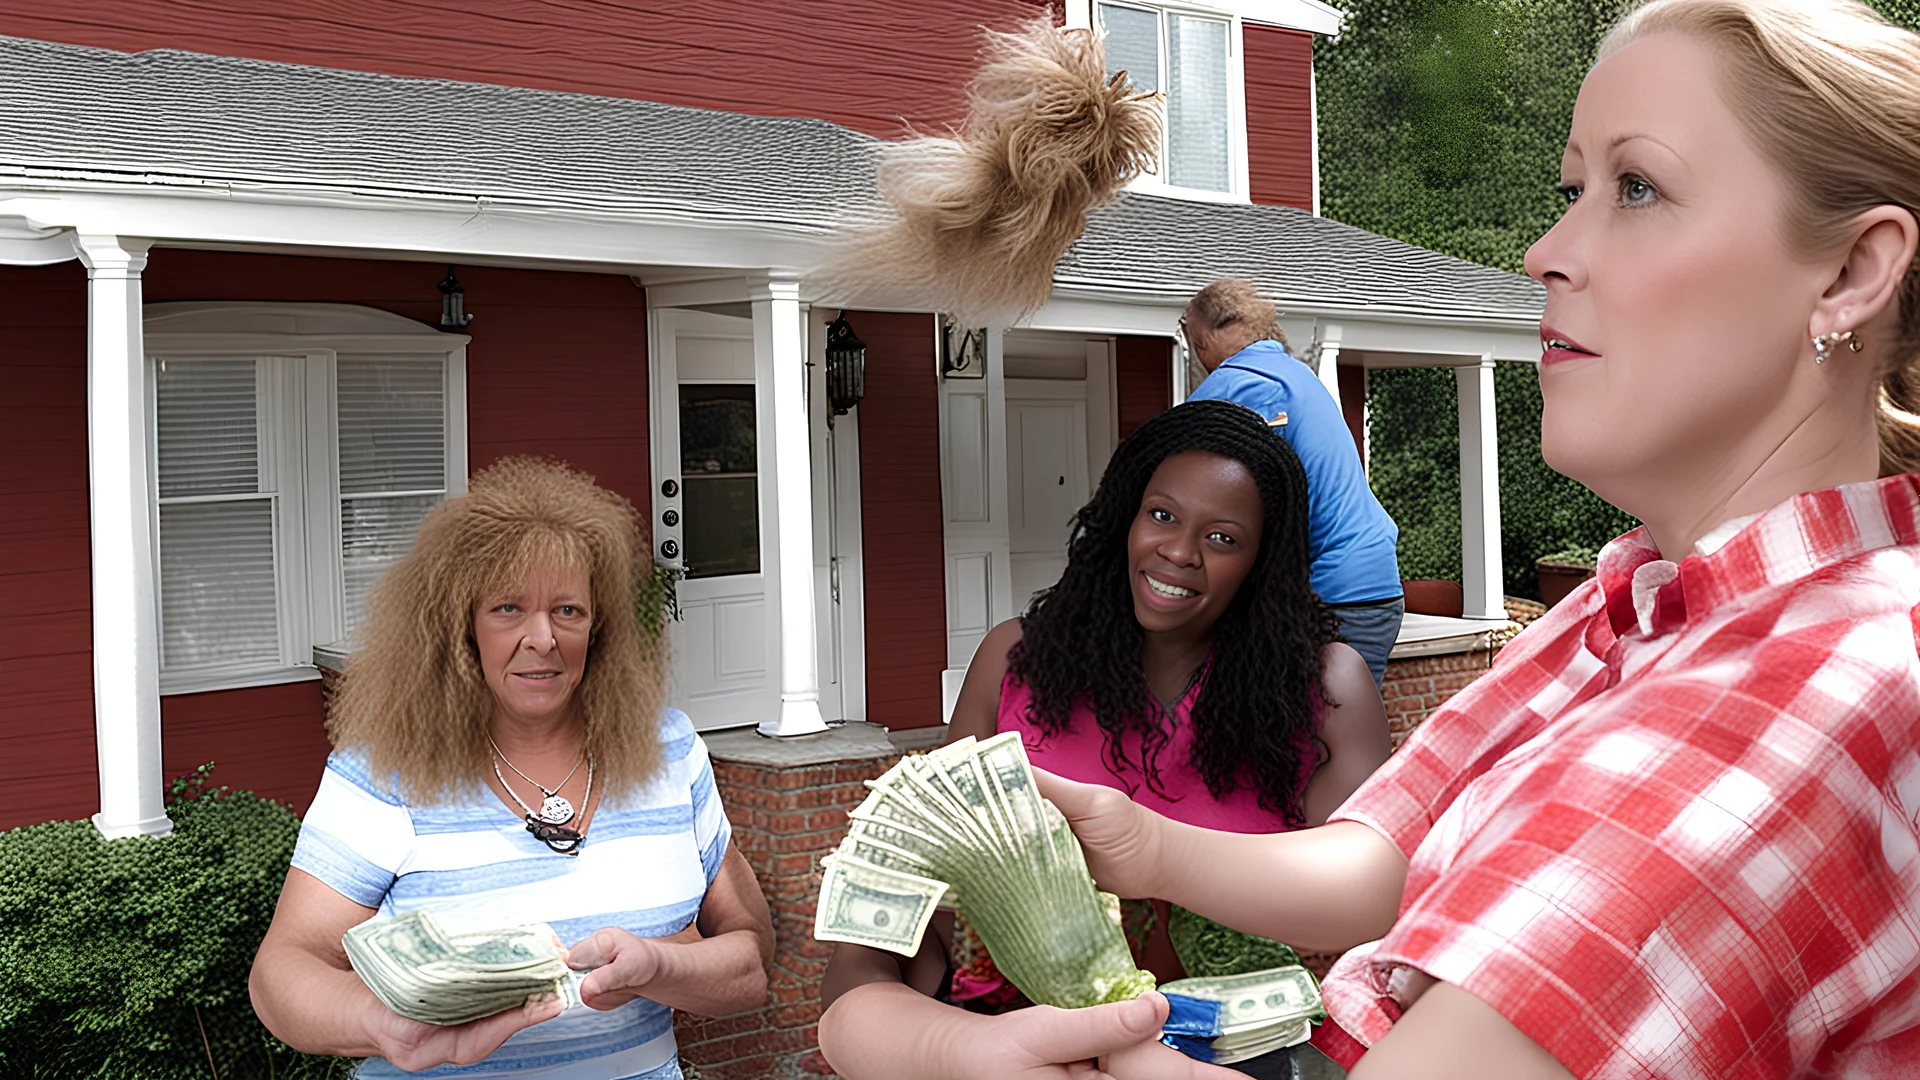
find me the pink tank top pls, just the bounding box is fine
[997,672,1318,834]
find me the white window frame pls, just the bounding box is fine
[144,302,469,696]
[1095,0,1252,204]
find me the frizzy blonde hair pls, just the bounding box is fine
[815,18,1162,327]
[1601,0,1920,475]
[328,457,667,804]
[1186,278,1288,349]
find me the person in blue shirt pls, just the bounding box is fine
[1181,279,1405,686]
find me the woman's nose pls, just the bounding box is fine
[522,613,557,650]
[1159,531,1200,567]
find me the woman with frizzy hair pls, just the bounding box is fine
[1019,1,1920,1077]
[249,457,772,1079]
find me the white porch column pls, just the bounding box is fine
[75,234,171,839]
[1455,357,1505,620]
[753,279,829,737]
[1314,325,1343,413]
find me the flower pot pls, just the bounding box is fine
[1536,561,1595,609]
[1400,578,1463,619]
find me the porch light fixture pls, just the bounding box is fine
[826,314,866,415]
[438,267,473,329]
[939,318,986,379]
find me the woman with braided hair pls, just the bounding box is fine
[817,399,1392,1079]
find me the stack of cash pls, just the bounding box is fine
[1157,967,1323,1064]
[812,732,1156,1009]
[343,909,585,1026]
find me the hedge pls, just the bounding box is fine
[1321,0,1920,597]
[0,765,354,1079]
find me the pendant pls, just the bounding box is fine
[539,794,575,825]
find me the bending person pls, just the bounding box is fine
[817,399,1392,1079]
[1033,1,1920,1076]
[250,458,773,1079]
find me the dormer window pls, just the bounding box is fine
[1097,1,1246,199]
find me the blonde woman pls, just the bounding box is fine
[824,0,1920,1076]
[250,458,771,1079]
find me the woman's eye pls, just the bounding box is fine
[494,603,518,614]
[1207,531,1236,546]
[1557,183,1581,206]
[1618,174,1657,207]
[1149,508,1174,523]
[558,605,582,617]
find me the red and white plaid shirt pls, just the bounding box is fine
[1315,475,1920,1079]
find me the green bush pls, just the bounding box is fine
[0,764,355,1079]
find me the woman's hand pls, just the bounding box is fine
[364,993,564,1072]
[566,928,664,1011]
[1033,768,1170,900]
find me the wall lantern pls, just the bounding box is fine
[939,317,986,379]
[438,267,474,329]
[826,314,867,416]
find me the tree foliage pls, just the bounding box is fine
[1322,0,1920,597]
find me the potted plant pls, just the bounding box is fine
[1536,545,1598,608]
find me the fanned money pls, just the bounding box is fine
[343,909,585,1026]
[815,733,1155,1008]
[813,732,1326,1064]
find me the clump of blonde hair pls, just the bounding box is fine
[816,18,1162,327]
[1186,278,1288,350]
[1602,0,1920,475]
[328,457,667,804]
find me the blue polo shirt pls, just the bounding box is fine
[1185,340,1402,605]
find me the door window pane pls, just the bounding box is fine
[336,356,447,636]
[680,385,759,578]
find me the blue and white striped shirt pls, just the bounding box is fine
[291,708,730,1079]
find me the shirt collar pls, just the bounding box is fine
[1595,475,1920,640]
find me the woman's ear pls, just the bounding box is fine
[1812,205,1920,337]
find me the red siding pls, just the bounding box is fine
[1244,25,1316,211]
[0,262,95,828]
[852,311,946,730]
[1339,362,1367,467]
[1116,335,1172,439]
[0,252,652,829]
[0,0,1052,140]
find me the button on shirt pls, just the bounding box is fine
[1314,475,1920,1078]
[1185,340,1400,604]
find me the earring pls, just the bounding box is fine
[1813,330,1862,365]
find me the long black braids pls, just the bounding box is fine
[1007,398,1343,828]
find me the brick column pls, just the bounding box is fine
[676,723,905,1080]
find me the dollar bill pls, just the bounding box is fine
[813,856,950,957]
[1158,965,1322,1031]
[343,910,578,1027]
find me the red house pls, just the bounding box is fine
[0,1,1542,837]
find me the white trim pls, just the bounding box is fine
[1455,358,1504,621]
[157,664,325,696]
[1099,0,1251,203]
[1309,57,1323,216]
[1065,0,1095,29]
[76,233,172,840]
[1085,338,1119,482]
[1172,0,1344,34]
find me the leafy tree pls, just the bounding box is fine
[1321,0,1919,596]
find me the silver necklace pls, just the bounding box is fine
[489,737,584,825]
[492,752,595,856]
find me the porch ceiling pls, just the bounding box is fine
[0,34,1542,324]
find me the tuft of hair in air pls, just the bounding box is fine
[815,19,1162,327]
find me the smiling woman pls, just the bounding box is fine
[815,400,1393,1080]
[247,458,774,1080]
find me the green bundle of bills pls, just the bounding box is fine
[812,732,1155,1008]
[343,909,585,1026]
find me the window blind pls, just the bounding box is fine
[154,358,282,670]
[1167,15,1231,192]
[336,356,447,638]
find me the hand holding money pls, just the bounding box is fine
[563,927,665,1011]
[343,909,584,1027]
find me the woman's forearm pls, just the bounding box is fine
[1149,820,1407,952]
[817,981,968,1080]
[249,940,391,1058]
[638,928,769,1016]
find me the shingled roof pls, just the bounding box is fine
[0,34,1543,323]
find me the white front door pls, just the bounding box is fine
[650,308,778,731]
[1006,380,1090,613]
